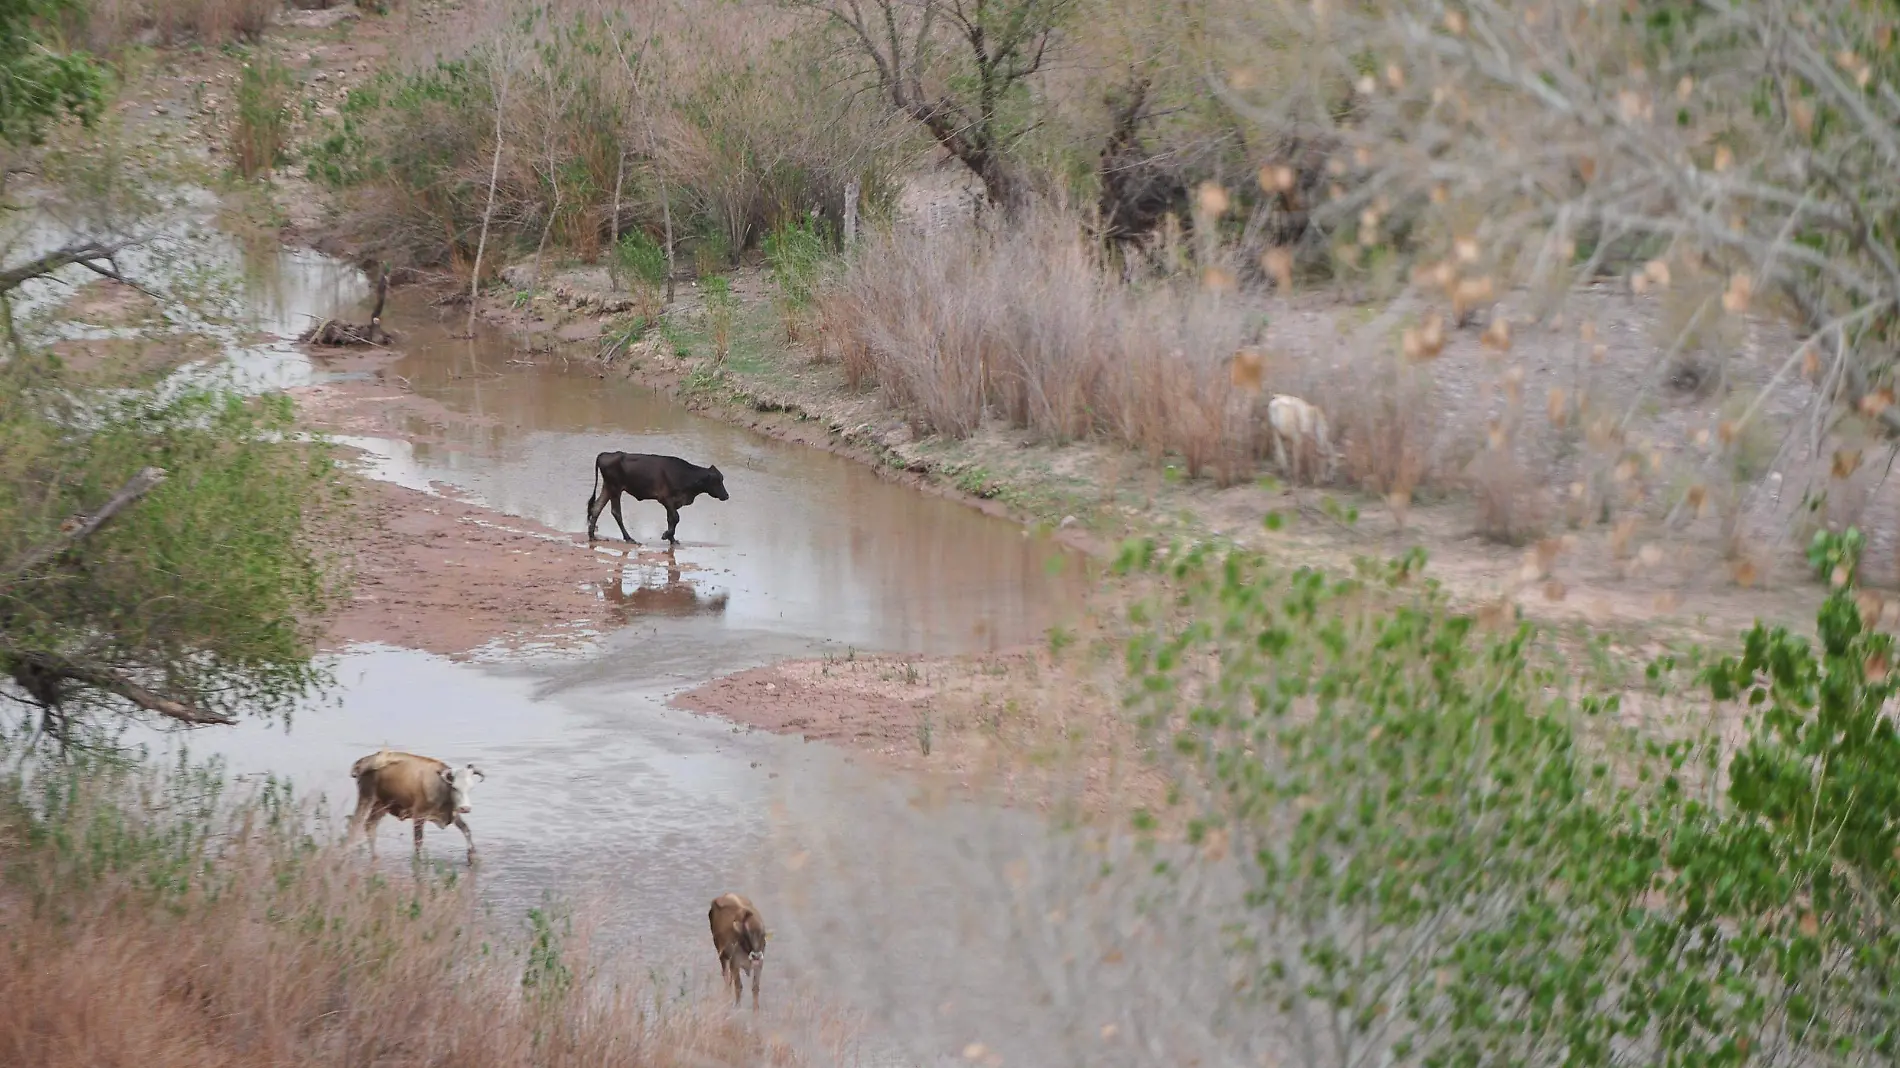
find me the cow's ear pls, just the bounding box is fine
[438,767,455,784]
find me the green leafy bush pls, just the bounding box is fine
[231,53,295,179]
[1119,537,1900,1068]
[611,230,668,321]
[1809,526,1866,587]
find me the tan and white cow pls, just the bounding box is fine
[348,749,485,865]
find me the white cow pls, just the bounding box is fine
[1266,393,1336,485]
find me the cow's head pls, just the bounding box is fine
[740,919,767,963]
[439,763,485,814]
[702,465,730,501]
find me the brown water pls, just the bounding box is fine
[127,248,1266,1068]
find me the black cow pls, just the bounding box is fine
[585,451,730,544]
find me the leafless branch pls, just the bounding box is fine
[4,648,233,725]
[0,237,144,296]
[3,466,166,581]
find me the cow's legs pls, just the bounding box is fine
[663,503,681,544]
[727,953,743,1006]
[359,808,385,860]
[749,960,762,1011]
[608,492,637,543]
[412,819,425,860]
[453,813,478,865]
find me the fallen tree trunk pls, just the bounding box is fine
[300,267,393,346]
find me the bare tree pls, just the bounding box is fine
[467,28,528,334]
[793,0,1074,212]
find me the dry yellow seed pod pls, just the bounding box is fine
[1229,347,1265,392]
[1482,317,1513,352]
[1261,247,1295,290]
[1195,182,1230,218]
[1546,386,1568,424]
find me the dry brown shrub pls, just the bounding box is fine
[1328,357,1437,501]
[1466,447,1549,545]
[78,0,273,48]
[821,210,1260,480]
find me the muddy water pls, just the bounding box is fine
[127,250,1265,1067]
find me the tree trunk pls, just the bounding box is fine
[844,177,860,247]
[468,86,509,335]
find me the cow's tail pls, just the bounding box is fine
[587,459,602,517]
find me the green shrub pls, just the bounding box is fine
[1119,537,1900,1068]
[231,54,294,179]
[612,230,668,321]
[763,214,829,342]
[1808,526,1866,587]
[703,274,734,364]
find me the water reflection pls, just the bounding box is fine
[605,549,731,621]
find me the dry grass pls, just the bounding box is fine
[821,210,1270,483]
[0,763,839,1068]
[1466,447,1549,546]
[1326,356,1438,508]
[72,0,274,50]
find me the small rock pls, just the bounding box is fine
[1058,515,1079,529]
[764,682,777,693]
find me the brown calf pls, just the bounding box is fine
[709,892,767,1010]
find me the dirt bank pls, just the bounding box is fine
[316,466,609,657]
[672,647,1166,821]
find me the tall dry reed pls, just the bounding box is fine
[820,211,1268,483]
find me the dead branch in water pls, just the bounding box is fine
[300,266,394,346]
